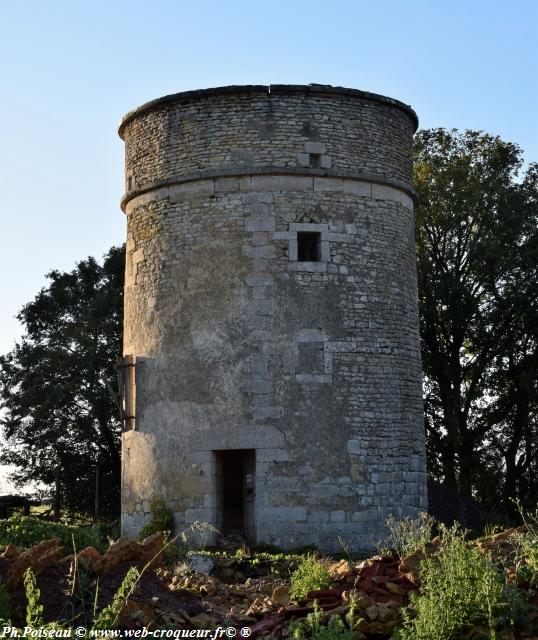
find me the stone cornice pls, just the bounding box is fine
[118,84,418,138]
[121,168,417,213]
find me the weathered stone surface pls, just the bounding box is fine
[7,538,64,589]
[75,546,102,570]
[118,84,427,551]
[187,552,215,575]
[140,531,166,565]
[93,536,142,575]
[271,585,291,606]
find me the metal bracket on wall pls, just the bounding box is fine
[116,355,137,431]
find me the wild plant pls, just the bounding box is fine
[377,512,436,557]
[179,520,219,551]
[138,500,175,540]
[512,502,538,590]
[24,568,44,627]
[290,554,333,602]
[92,566,140,629]
[396,523,515,640]
[290,600,355,640]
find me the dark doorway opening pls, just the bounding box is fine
[216,449,256,542]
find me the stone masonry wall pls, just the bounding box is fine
[119,85,427,551]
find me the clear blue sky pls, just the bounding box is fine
[0,0,536,358]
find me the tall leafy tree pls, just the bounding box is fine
[0,246,124,517]
[414,129,538,512]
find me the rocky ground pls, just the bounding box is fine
[0,527,537,638]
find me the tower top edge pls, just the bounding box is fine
[118,84,419,139]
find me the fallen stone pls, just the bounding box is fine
[386,581,406,596]
[354,617,399,635]
[271,585,290,607]
[187,552,214,575]
[364,604,378,620]
[328,559,353,577]
[119,599,157,628]
[75,546,102,570]
[342,590,372,609]
[93,536,142,575]
[140,532,166,566]
[376,603,397,622]
[7,538,64,589]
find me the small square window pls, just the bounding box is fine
[297,232,321,262]
[309,153,321,168]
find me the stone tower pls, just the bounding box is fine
[118,84,427,551]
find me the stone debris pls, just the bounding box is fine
[476,525,527,560]
[6,538,64,589]
[186,552,215,575]
[72,532,166,576]
[271,585,290,606]
[328,559,353,577]
[0,529,536,638]
[398,537,441,585]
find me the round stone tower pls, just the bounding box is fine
[118,84,427,551]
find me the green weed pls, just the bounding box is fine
[396,524,516,640]
[0,515,118,553]
[290,600,354,640]
[378,512,436,557]
[139,500,174,540]
[92,566,140,630]
[24,568,44,628]
[290,554,333,602]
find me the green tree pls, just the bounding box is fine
[414,129,538,511]
[0,246,124,517]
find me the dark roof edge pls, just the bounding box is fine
[118,84,418,139]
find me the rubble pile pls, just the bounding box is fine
[247,555,419,638]
[0,526,536,638]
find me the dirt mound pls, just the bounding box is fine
[0,534,204,628]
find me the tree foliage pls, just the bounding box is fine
[0,246,124,517]
[415,129,538,513]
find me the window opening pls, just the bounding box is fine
[309,153,321,168]
[297,231,321,261]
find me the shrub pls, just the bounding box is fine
[24,569,43,627]
[378,512,436,557]
[396,524,515,640]
[290,554,333,602]
[514,530,538,592]
[0,515,118,553]
[138,500,174,540]
[290,600,355,640]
